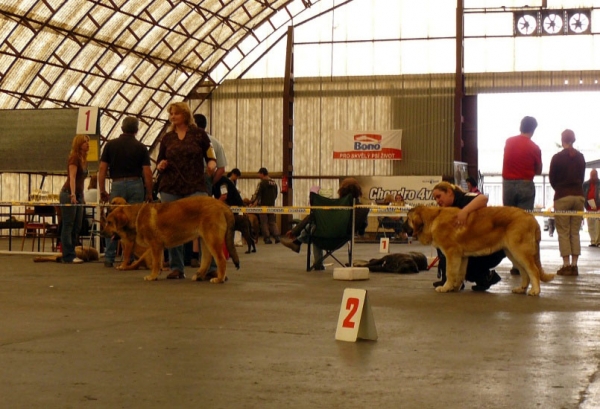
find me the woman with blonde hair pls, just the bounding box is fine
[431,181,504,291]
[59,134,90,264]
[156,102,217,279]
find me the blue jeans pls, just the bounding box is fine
[159,191,208,273]
[297,223,324,269]
[502,180,535,210]
[60,191,83,262]
[104,179,145,263]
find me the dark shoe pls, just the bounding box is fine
[104,261,113,268]
[190,258,200,268]
[166,270,185,279]
[472,270,501,292]
[314,265,325,271]
[510,268,520,275]
[589,243,597,247]
[433,280,445,288]
[264,238,273,244]
[274,236,280,244]
[280,237,300,253]
[558,265,578,276]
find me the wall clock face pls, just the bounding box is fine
[569,12,590,33]
[517,14,537,35]
[543,13,563,34]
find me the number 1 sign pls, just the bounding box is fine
[76,106,99,134]
[335,288,378,342]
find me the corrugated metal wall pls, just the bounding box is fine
[209,74,455,206]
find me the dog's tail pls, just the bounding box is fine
[534,230,554,282]
[225,210,240,269]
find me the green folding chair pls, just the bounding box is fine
[306,192,359,271]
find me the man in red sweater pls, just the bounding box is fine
[502,116,542,274]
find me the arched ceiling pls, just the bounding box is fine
[0,0,324,147]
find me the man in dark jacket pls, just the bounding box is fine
[251,167,280,244]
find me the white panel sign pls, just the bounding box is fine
[76,106,99,134]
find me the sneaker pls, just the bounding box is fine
[104,261,113,268]
[264,238,273,244]
[280,237,300,253]
[558,265,578,276]
[72,257,84,264]
[274,236,281,244]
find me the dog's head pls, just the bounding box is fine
[407,207,424,236]
[100,197,133,240]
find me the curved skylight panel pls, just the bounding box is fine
[47,71,86,101]
[223,47,244,69]
[52,1,93,25]
[7,60,42,92]
[96,14,135,45]
[146,65,175,89]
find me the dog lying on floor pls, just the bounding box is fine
[407,205,554,296]
[234,214,256,254]
[354,252,428,274]
[101,195,239,283]
[33,245,99,263]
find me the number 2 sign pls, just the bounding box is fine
[335,288,378,342]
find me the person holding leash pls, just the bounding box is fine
[156,102,217,279]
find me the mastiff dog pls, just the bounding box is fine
[407,206,554,296]
[102,196,239,283]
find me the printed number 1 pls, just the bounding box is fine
[342,297,360,328]
[85,110,91,131]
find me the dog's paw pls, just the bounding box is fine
[435,286,450,293]
[512,286,527,294]
[143,275,158,281]
[527,288,540,296]
[191,274,203,281]
[209,277,227,284]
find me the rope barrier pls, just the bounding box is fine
[2,201,600,218]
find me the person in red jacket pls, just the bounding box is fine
[502,116,542,275]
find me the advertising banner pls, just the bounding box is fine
[333,130,402,160]
[352,175,442,206]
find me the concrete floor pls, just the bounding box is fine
[1,232,600,409]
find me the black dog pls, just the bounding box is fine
[235,214,256,254]
[356,252,428,274]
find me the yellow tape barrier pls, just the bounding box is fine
[2,202,599,218]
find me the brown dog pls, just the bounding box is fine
[101,196,239,282]
[105,197,156,271]
[33,245,99,263]
[407,206,554,296]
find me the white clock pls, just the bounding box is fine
[543,13,563,34]
[517,14,537,35]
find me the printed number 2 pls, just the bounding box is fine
[342,297,360,328]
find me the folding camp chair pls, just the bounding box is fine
[306,192,369,271]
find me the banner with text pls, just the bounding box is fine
[333,130,402,160]
[352,175,442,206]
